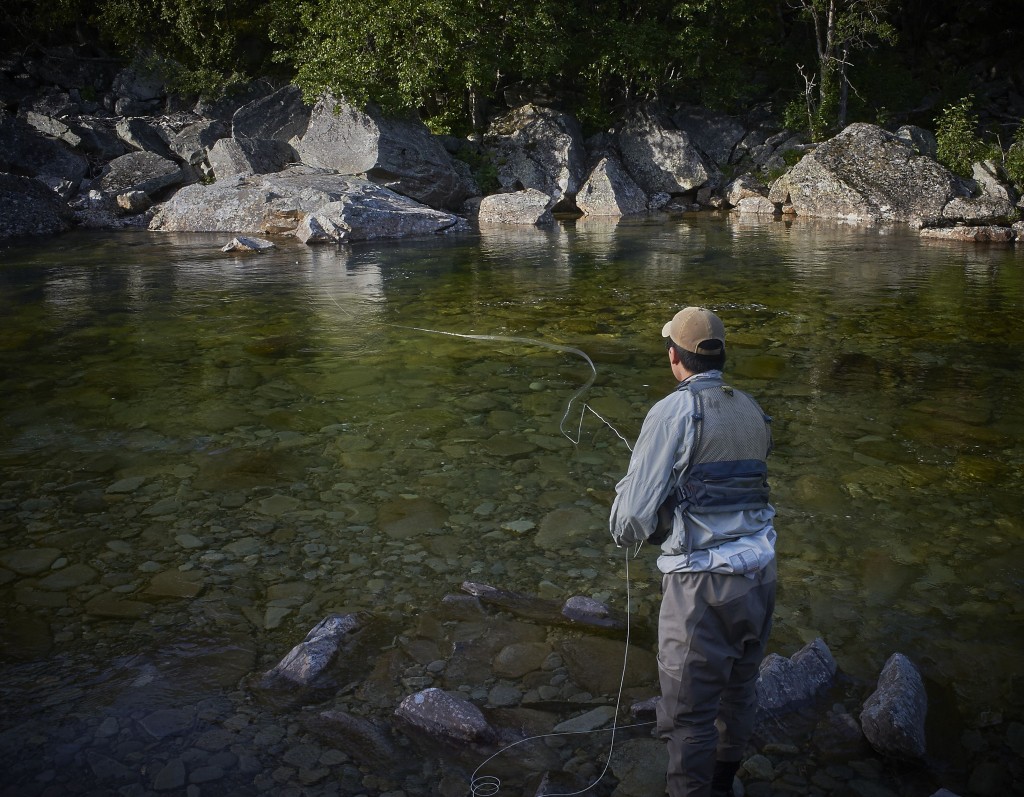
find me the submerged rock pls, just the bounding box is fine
[395,687,496,743]
[860,652,928,758]
[756,637,837,714]
[221,236,276,253]
[259,613,361,688]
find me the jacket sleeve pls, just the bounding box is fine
[609,397,690,546]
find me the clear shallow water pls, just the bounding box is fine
[0,217,1022,794]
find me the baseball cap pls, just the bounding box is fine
[661,307,725,355]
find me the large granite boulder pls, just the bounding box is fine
[671,105,747,167]
[150,165,468,243]
[860,653,928,759]
[296,95,473,210]
[232,84,311,143]
[485,104,586,208]
[0,112,88,196]
[115,117,173,158]
[294,192,470,244]
[98,151,185,198]
[206,137,297,180]
[768,123,964,224]
[576,156,649,217]
[169,119,229,167]
[0,173,74,239]
[477,188,554,225]
[616,110,711,195]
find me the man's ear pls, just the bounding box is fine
[667,345,681,365]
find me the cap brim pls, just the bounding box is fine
[661,321,672,338]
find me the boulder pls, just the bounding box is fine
[194,79,277,121]
[232,84,311,143]
[169,120,229,166]
[756,637,837,714]
[296,95,473,209]
[941,195,1017,226]
[894,125,938,159]
[150,166,468,242]
[0,112,88,194]
[66,119,129,161]
[294,193,469,243]
[259,613,361,688]
[616,111,711,194]
[768,122,963,224]
[115,190,152,215]
[485,104,586,207]
[724,172,770,206]
[221,236,276,252]
[394,688,495,744]
[671,105,747,167]
[734,196,778,216]
[576,156,648,217]
[0,173,74,239]
[860,652,927,758]
[115,117,173,158]
[477,188,553,225]
[98,151,185,198]
[207,137,297,179]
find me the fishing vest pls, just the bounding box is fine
[664,375,773,554]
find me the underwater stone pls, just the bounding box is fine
[756,638,837,714]
[860,653,927,758]
[260,613,361,687]
[395,688,495,743]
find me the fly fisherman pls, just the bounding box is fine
[609,307,777,797]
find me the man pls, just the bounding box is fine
[609,307,777,797]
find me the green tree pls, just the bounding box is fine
[790,0,896,140]
[91,0,280,96]
[277,0,569,133]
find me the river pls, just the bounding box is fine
[1,215,1022,795]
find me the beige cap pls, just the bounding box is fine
[661,307,725,355]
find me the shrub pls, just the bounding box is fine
[935,96,986,177]
[1005,125,1024,192]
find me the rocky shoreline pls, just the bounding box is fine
[2,55,1021,245]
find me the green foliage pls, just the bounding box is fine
[1004,125,1024,192]
[89,0,281,97]
[278,0,568,130]
[935,96,987,177]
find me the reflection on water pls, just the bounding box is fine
[0,218,1022,794]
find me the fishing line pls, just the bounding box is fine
[395,324,633,452]
[467,545,654,797]
[321,289,631,451]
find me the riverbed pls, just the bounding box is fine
[1,215,1022,795]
